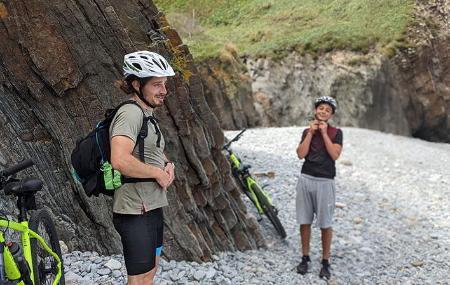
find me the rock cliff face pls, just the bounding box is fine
[246,53,412,136]
[0,0,264,261]
[201,0,449,142]
[393,0,449,142]
[197,45,260,130]
[246,43,449,142]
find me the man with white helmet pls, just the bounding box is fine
[110,51,175,285]
[295,96,343,280]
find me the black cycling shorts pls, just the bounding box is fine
[113,207,164,275]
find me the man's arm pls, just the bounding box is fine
[111,136,170,188]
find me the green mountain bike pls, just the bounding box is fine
[223,129,286,239]
[0,159,64,285]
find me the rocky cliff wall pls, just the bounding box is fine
[245,42,449,142]
[0,0,264,261]
[197,44,260,130]
[246,52,413,136]
[200,0,449,142]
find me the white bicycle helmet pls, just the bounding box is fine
[315,96,337,113]
[123,51,175,78]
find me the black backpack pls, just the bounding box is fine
[71,100,160,197]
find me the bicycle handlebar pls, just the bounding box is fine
[0,159,34,178]
[223,128,247,150]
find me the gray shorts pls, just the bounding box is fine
[296,174,336,229]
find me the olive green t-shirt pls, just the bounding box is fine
[109,102,168,214]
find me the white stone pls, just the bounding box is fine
[105,258,122,271]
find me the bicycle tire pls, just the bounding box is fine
[251,184,287,239]
[29,209,65,285]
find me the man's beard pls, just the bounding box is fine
[149,95,165,107]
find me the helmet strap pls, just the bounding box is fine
[137,78,156,109]
[137,88,156,109]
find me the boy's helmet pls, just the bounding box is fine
[315,96,337,113]
[123,51,175,78]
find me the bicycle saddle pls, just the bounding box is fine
[4,178,43,196]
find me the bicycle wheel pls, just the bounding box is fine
[29,209,65,285]
[251,184,287,239]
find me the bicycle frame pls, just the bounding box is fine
[0,219,62,285]
[223,129,286,239]
[228,152,272,215]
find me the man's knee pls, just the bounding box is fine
[128,270,154,285]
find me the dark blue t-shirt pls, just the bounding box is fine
[300,127,343,179]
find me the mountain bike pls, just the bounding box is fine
[223,129,286,239]
[0,159,64,285]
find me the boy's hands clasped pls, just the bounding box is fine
[309,119,328,135]
[318,121,328,134]
[309,120,319,134]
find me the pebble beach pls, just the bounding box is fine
[64,127,450,285]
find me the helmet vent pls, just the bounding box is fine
[159,59,167,69]
[152,58,162,69]
[132,63,142,70]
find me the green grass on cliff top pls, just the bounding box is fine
[154,0,414,59]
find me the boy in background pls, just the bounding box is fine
[295,96,343,279]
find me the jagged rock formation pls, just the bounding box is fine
[198,44,260,130]
[393,0,449,142]
[0,0,264,261]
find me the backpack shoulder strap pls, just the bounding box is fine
[107,100,148,162]
[123,101,149,162]
[147,115,162,148]
[138,116,150,162]
[104,100,139,121]
[106,100,158,184]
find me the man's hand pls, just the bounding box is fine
[309,120,319,134]
[319,121,328,134]
[164,162,175,190]
[156,169,171,190]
